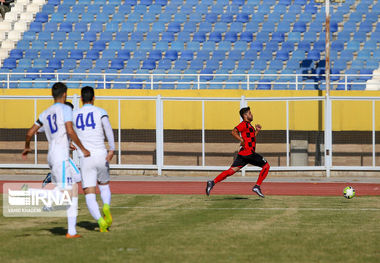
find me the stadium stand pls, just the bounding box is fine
[0,0,379,89]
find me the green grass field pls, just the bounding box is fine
[1,194,380,263]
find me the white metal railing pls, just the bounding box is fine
[0,95,379,176]
[0,73,377,90]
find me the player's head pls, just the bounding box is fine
[81,86,95,104]
[65,101,74,110]
[52,82,67,101]
[239,107,253,122]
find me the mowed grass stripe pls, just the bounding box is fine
[1,195,380,263]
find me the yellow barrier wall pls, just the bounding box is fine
[1,89,380,131]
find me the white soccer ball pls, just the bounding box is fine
[343,186,356,199]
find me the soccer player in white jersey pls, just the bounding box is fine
[22,82,90,238]
[73,86,115,232]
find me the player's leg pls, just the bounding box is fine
[67,182,80,238]
[97,158,112,227]
[206,155,246,196]
[81,157,108,232]
[248,153,270,198]
[51,160,80,238]
[42,172,52,188]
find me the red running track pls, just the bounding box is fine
[1,181,380,196]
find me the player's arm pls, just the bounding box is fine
[65,121,90,157]
[232,127,244,146]
[22,123,41,159]
[101,116,115,162]
[255,124,262,136]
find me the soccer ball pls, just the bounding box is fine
[343,186,356,199]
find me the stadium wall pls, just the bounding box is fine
[1,89,380,131]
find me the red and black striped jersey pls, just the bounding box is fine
[235,121,256,156]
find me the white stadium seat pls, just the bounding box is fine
[4,11,18,22]
[17,0,31,4]
[8,31,22,41]
[33,0,47,5]
[0,49,10,60]
[0,21,12,31]
[1,40,15,49]
[27,4,40,13]
[11,4,25,14]
[19,12,34,22]
[0,32,6,41]
[14,21,28,31]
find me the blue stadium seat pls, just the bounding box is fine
[272,32,285,42]
[240,32,253,42]
[33,59,46,69]
[44,22,58,33]
[183,22,197,33]
[59,22,73,33]
[23,32,36,41]
[110,59,125,70]
[157,59,172,70]
[189,59,204,71]
[293,22,306,33]
[193,32,206,42]
[48,58,62,70]
[75,22,88,33]
[225,32,238,42]
[141,59,156,70]
[83,31,97,42]
[29,22,43,33]
[209,32,222,42]
[40,50,53,59]
[63,59,77,70]
[174,59,188,70]
[346,41,360,51]
[53,32,67,41]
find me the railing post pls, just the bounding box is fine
[34,98,38,165]
[202,100,205,167]
[118,99,121,165]
[151,74,154,90]
[103,74,106,89]
[7,73,9,89]
[372,100,376,167]
[197,74,200,90]
[295,74,298,90]
[156,95,164,175]
[286,100,289,167]
[247,74,250,90]
[325,94,332,177]
[345,75,347,91]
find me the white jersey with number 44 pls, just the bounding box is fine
[73,104,109,156]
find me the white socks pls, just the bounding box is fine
[67,197,78,236]
[85,193,101,221]
[98,184,111,205]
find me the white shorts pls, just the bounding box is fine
[50,158,80,190]
[80,153,110,189]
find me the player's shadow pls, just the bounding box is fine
[77,221,98,231]
[206,197,261,201]
[46,227,67,236]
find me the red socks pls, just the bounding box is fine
[214,168,237,184]
[213,163,270,185]
[256,163,270,186]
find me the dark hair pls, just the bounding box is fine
[239,107,251,119]
[65,101,74,110]
[81,86,95,103]
[51,82,67,99]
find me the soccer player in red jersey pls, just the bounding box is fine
[206,107,270,197]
